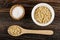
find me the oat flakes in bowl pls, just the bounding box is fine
[31,3,55,26]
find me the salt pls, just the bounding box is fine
[12,6,24,19]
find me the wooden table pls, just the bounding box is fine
[0,0,60,40]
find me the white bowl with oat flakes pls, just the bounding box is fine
[31,3,55,26]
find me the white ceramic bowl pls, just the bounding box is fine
[31,3,55,26]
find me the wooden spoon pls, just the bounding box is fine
[8,25,54,36]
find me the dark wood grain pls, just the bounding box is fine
[0,0,60,40]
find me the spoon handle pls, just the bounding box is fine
[23,29,54,35]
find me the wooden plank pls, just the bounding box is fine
[0,0,60,40]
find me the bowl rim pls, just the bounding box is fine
[31,3,55,26]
